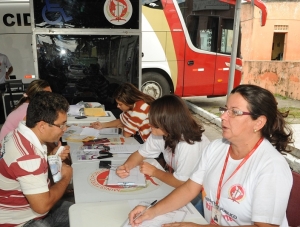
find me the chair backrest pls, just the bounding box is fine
[5,79,23,92]
[5,80,24,109]
[286,170,300,227]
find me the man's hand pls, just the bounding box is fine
[139,161,157,177]
[52,142,70,161]
[116,164,130,178]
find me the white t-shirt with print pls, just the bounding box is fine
[138,133,210,181]
[190,138,292,226]
[0,53,12,84]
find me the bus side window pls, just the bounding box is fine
[220,18,234,55]
[187,15,219,53]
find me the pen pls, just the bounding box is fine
[133,200,157,222]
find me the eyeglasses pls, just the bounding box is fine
[48,122,68,130]
[219,107,252,117]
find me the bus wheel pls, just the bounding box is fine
[141,72,170,99]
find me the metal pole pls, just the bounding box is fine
[227,0,241,98]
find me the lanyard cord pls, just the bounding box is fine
[215,137,263,206]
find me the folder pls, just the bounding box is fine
[84,108,106,116]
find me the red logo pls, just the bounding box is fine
[89,169,160,194]
[228,184,245,203]
[104,0,133,25]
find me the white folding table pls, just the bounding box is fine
[72,159,174,203]
[67,110,116,125]
[69,200,208,227]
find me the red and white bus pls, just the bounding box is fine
[0,0,266,98]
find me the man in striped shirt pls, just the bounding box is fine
[0,91,72,227]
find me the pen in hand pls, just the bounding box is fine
[132,200,157,222]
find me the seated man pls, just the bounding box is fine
[0,91,72,227]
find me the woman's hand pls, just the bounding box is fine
[139,161,157,177]
[90,121,103,129]
[129,205,155,226]
[116,164,130,178]
[162,222,201,227]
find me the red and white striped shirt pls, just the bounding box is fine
[0,122,49,227]
[120,100,151,141]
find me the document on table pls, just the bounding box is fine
[106,166,146,187]
[109,144,142,154]
[75,149,100,161]
[80,127,120,137]
[122,200,187,227]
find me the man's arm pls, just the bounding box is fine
[24,163,72,214]
[5,66,13,79]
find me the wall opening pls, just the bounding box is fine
[271,32,285,60]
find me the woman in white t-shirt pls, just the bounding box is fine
[127,84,293,227]
[116,94,210,215]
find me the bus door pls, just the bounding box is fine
[182,15,217,96]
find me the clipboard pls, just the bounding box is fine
[106,166,146,187]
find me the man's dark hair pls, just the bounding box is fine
[26,91,69,128]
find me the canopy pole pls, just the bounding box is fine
[227,0,242,98]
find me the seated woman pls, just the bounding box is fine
[0,79,52,142]
[90,83,154,142]
[128,84,293,227]
[116,94,210,215]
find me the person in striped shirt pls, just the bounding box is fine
[0,91,72,227]
[90,83,154,142]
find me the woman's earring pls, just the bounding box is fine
[254,129,257,133]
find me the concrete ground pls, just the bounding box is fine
[185,95,300,149]
[185,95,300,173]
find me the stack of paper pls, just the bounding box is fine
[122,200,187,227]
[106,166,146,187]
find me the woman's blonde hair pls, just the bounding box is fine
[112,83,154,106]
[14,79,50,110]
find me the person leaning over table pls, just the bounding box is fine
[90,82,154,142]
[127,84,293,227]
[0,79,52,143]
[0,91,72,227]
[116,94,210,216]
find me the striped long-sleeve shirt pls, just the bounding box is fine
[120,100,151,142]
[0,122,49,227]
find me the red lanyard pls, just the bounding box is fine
[215,137,263,206]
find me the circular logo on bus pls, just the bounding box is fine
[103,0,132,25]
[88,169,160,194]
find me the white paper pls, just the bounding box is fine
[68,105,82,116]
[64,125,83,135]
[80,127,99,137]
[109,144,142,154]
[98,128,120,135]
[106,166,146,186]
[122,200,186,227]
